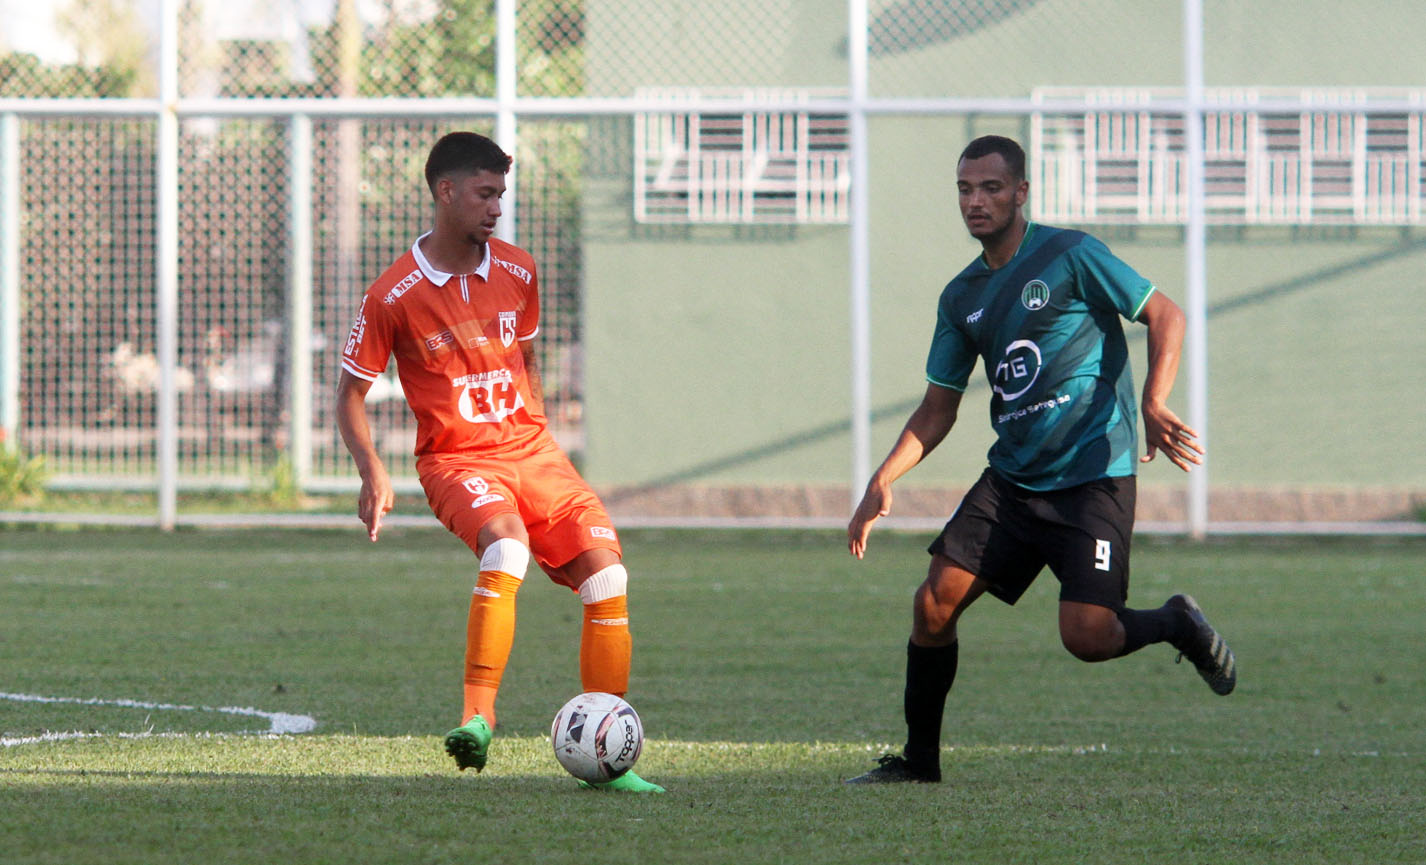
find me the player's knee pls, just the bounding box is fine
[1059,623,1118,662]
[479,537,531,581]
[913,582,957,642]
[579,563,627,604]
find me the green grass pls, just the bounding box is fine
[1,528,1423,864]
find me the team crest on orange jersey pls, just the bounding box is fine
[462,476,489,496]
[461,475,505,508]
[498,311,518,347]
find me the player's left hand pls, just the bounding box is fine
[1141,400,1204,472]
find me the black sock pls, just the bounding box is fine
[903,640,958,769]
[1115,604,1189,657]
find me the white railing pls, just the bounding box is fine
[633,87,851,224]
[1032,87,1426,225]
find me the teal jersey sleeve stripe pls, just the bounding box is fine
[925,374,967,392]
[1130,284,1157,321]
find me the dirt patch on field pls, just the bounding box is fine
[600,484,1426,524]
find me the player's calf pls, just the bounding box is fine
[578,564,632,694]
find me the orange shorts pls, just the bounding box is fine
[417,440,621,585]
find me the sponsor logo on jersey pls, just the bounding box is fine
[498,311,518,348]
[470,493,506,509]
[1021,279,1050,310]
[967,308,983,324]
[492,255,532,284]
[383,268,423,305]
[997,393,1071,425]
[453,369,525,423]
[590,526,617,540]
[425,329,456,351]
[993,339,1043,402]
[424,321,490,354]
[344,296,368,356]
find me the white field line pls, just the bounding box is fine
[0,691,317,747]
[1,725,1411,760]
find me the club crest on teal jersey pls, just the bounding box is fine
[1021,279,1050,310]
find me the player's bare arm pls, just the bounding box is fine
[1136,291,1203,472]
[336,370,396,541]
[849,383,962,559]
[520,341,546,417]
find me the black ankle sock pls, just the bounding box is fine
[903,640,958,767]
[1114,603,1189,657]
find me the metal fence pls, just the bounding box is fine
[0,0,1423,533]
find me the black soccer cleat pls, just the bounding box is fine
[1167,594,1237,695]
[844,753,941,784]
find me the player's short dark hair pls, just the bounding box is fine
[959,135,1026,181]
[425,132,512,197]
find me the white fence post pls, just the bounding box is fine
[0,112,18,444]
[288,114,314,489]
[496,0,518,245]
[1184,0,1210,538]
[157,0,181,530]
[848,0,872,507]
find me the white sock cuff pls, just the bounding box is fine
[579,564,628,604]
[479,538,530,580]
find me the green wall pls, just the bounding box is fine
[579,0,1426,492]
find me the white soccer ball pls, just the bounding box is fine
[550,691,644,783]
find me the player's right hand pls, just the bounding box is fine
[358,468,395,542]
[847,483,892,559]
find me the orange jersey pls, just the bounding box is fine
[341,233,550,456]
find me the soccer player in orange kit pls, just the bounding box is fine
[335,131,663,792]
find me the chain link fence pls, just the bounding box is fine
[1,0,1423,528]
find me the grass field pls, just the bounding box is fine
[1,527,1422,864]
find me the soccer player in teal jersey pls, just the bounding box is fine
[846,135,1236,784]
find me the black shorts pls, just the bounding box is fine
[928,468,1136,609]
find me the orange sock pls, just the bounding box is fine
[579,568,632,695]
[462,567,523,727]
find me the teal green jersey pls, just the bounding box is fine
[925,223,1155,491]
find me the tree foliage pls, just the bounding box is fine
[310,0,586,98]
[0,51,137,98]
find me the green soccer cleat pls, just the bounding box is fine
[444,715,493,772]
[577,770,666,793]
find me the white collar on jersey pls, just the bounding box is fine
[411,231,493,286]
